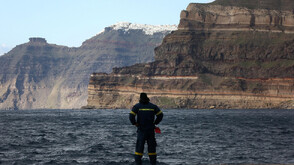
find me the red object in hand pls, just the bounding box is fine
[155,127,161,134]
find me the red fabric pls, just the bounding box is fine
[155,127,161,134]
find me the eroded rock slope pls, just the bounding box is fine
[0,23,176,109]
[87,0,294,109]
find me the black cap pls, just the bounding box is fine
[140,93,150,104]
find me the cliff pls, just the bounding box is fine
[0,39,74,109]
[87,0,294,109]
[0,23,176,110]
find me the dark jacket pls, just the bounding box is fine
[129,102,163,131]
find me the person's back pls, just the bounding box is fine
[131,102,162,131]
[129,93,163,165]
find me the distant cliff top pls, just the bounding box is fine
[29,37,47,45]
[208,0,294,10]
[98,22,177,35]
[29,37,46,43]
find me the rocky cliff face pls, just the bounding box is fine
[210,0,294,10]
[87,0,294,109]
[0,23,176,110]
[179,2,294,33]
[0,38,74,109]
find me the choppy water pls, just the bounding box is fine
[0,109,293,165]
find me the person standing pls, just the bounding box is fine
[129,93,163,165]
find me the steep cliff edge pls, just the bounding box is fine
[87,0,294,109]
[0,23,176,110]
[0,38,75,109]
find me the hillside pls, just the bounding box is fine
[87,0,294,109]
[0,23,176,110]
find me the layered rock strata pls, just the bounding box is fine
[87,0,294,109]
[179,3,294,33]
[0,23,175,110]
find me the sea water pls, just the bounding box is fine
[0,109,293,165]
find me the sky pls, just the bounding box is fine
[0,0,214,55]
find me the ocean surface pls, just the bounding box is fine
[0,109,293,165]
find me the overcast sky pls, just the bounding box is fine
[0,0,214,55]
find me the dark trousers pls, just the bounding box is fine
[135,130,157,165]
